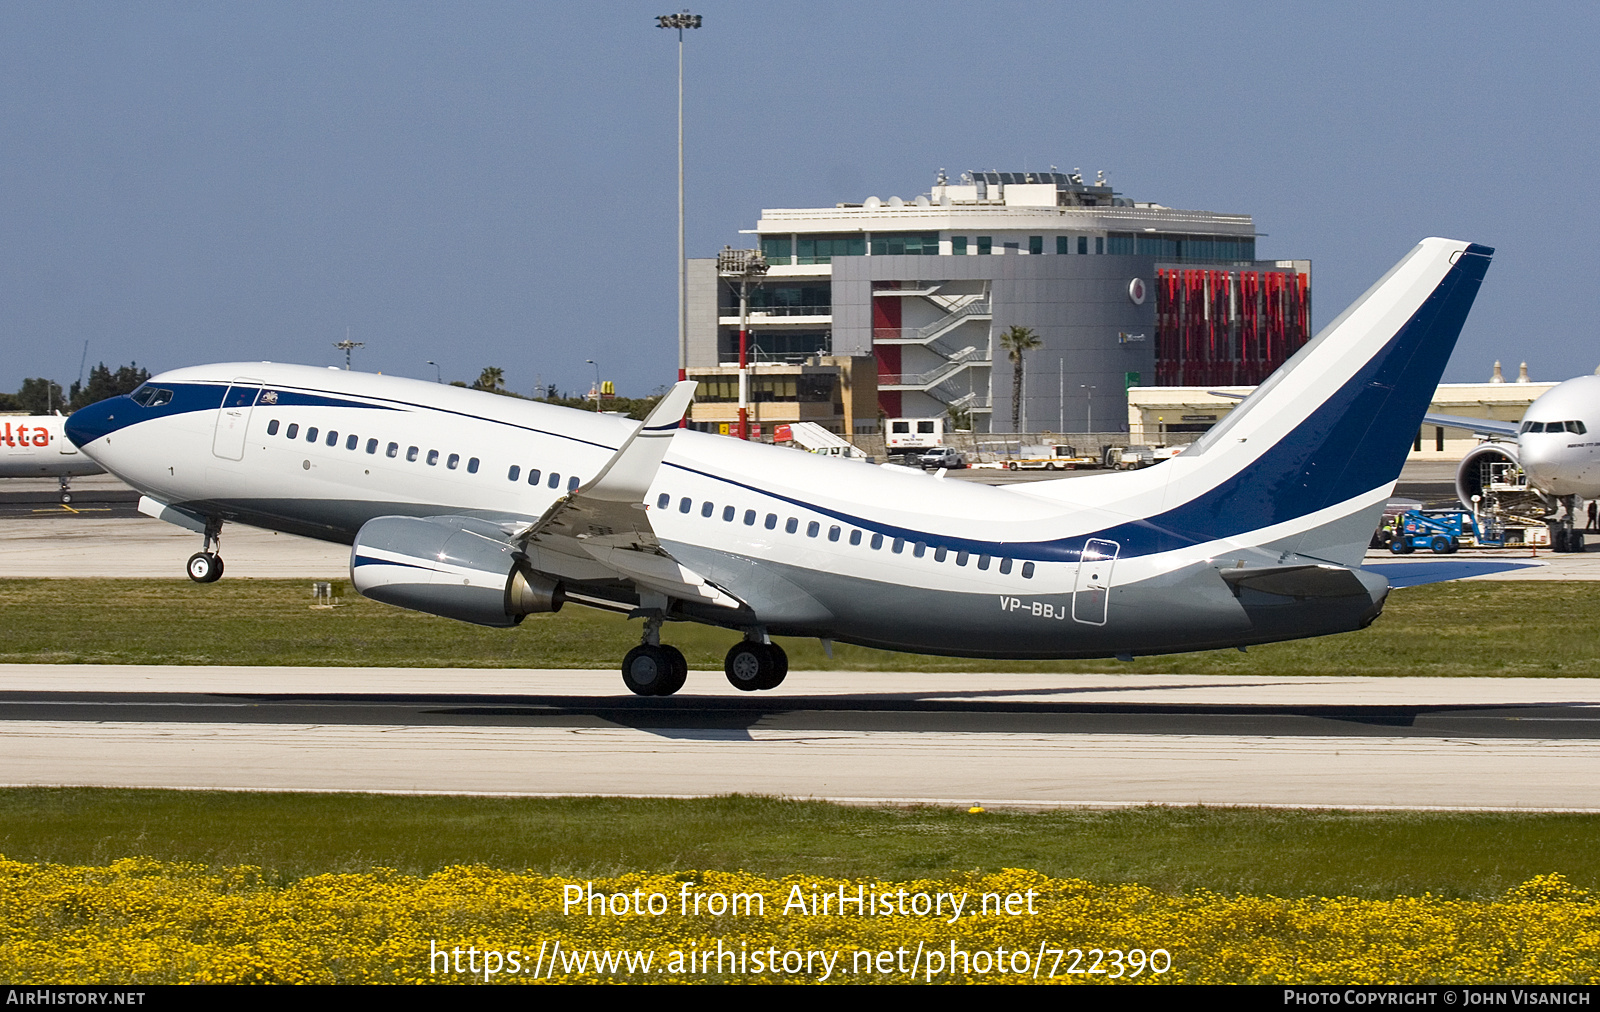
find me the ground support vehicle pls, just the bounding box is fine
[1004,444,1099,471]
[1383,509,1559,554]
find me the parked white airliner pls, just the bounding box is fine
[0,414,104,500]
[66,238,1493,695]
[1428,375,1600,552]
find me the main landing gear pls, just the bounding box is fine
[186,519,226,583]
[58,476,73,504]
[616,616,790,696]
[724,637,787,692]
[621,613,687,696]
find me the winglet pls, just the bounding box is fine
[575,380,697,503]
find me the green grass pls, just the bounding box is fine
[2,789,1598,901]
[0,578,1597,676]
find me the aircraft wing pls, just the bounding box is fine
[1212,389,1520,440]
[1422,412,1520,438]
[510,382,742,609]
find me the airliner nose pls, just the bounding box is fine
[64,396,127,448]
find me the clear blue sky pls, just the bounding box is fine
[3,2,1596,397]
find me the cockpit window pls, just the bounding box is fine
[1569,420,1588,435]
[130,385,173,408]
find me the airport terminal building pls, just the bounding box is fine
[686,169,1310,436]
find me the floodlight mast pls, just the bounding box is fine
[717,246,768,440]
[657,11,702,403]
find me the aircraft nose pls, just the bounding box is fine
[64,396,127,448]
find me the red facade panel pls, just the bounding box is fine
[1155,267,1309,386]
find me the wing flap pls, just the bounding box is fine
[510,382,744,610]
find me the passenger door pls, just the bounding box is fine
[211,380,263,460]
[1072,538,1119,625]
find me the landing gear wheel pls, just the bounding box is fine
[724,641,788,691]
[186,552,223,583]
[61,493,71,504]
[1554,529,1572,553]
[622,644,682,696]
[657,644,688,696]
[1572,532,1587,553]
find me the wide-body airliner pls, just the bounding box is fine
[66,238,1493,695]
[1430,376,1600,552]
[0,414,104,501]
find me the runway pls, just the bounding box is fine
[7,666,1600,810]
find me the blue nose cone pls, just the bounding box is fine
[64,396,128,448]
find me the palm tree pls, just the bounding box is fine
[473,366,505,393]
[997,326,1042,433]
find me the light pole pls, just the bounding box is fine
[426,360,441,383]
[586,359,602,412]
[717,246,768,439]
[657,11,702,388]
[1080,384,1096,435]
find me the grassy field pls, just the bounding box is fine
[3,789,1600,902]
[0,577,1596,676]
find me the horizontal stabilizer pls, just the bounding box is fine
[1220,564,1369,599]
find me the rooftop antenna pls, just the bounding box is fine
[334,328,364,370]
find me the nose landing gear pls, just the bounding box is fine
[185,519,226,583]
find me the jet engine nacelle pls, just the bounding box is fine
[1455,441,1521,510]
[351,515,564,627]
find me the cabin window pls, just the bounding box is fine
[765,513,777,529]
[935,547,949,562]
[744,510,756,525]
[827,525,840,542]
[999,558,1013,575]
[723,505,735,521]
[679,497,692,513]
[548,473,561,489]
[426,449,439,466]
[511,465,523,482]
[406,446,419,462]
[807,521,821,538]
[467,457,479,473]
[267,420,280,435]
[892,538,904,553]
[849,530,862,546]
[786,517,799,534]
[447,453,460,470]
[527,469,541,485]
[286,424,299,439]
[977,554,991,570]
[386,442,398,458]
[956,550,969,566]
[1022,562,1035,578]
[306,427,318,442]
[366,438,378,454]
[657,493,669,508]
[913,542,927,558]
[346,434,358,450]
[702,501,714,518]
[870,533,882,550]
[568,476,579,491]
[326,431,338,447]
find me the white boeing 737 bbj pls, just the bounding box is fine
[66,238,1493,695]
